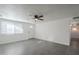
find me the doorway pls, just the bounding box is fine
[70,19,79,49]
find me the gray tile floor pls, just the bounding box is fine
[0,38,78,55]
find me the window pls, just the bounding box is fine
[1,21,23,34]
[14,23,23,33]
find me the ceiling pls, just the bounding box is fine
[0,4,79,23]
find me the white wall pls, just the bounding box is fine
[0,18,71,45]
[0,18,35,44]
[35,18,71,45]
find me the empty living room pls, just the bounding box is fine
[0,4,79,55]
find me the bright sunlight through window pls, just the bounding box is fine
[1,21,23,34]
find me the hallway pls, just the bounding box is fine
[66,38,79,55]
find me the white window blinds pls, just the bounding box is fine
[1,21,23,34]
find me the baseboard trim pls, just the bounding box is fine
[35,38,69,46]
[0,38,33,45]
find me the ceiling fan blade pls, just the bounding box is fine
[34,15,39,18]
[39,19,44,21]
[39,15,43,18]
[73,16,79,19]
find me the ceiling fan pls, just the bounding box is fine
[33,14,44,21]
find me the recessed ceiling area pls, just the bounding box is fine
[0,4,79,23]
